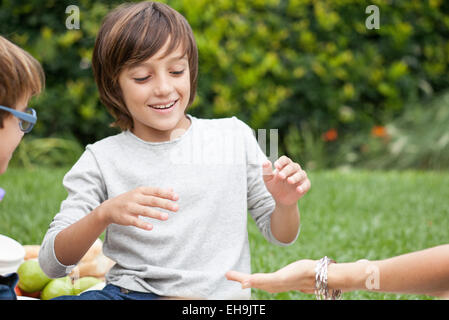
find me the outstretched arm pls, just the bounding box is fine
[226,244,449,298]
[331,244,449,297]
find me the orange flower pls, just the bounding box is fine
[322,128,338,142]
[371,126,388,138]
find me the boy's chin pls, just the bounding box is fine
[145,118,186,135]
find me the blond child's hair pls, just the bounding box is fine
[0,35,45,127]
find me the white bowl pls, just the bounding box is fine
[0,234,25,275]
[17,296,39,300]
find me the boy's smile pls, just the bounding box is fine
[118,39,191,142]
[148,98,179,113]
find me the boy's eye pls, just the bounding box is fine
[133,75,151,82]
[133,70,184,82]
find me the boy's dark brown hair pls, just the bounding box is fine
[92,1,198,130]
[0,35,45,128]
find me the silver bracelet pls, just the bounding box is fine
[315,256,342,300]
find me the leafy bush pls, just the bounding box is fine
[326,90,449,170]
[2,0,449,168]
[9,137,83,169]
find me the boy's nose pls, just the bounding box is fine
[153,75,173,97]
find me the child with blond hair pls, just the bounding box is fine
[0,35,45,299]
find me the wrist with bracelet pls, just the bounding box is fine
[315,256,342,300]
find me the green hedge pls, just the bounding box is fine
[337,90,449,171]
[2,0,449,168]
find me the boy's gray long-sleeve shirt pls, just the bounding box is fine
[39,115,299,299]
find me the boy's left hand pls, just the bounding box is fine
[262,156,310,207]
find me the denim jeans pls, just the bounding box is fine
[0,273,18,300]
[53,283,161,300]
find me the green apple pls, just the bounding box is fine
[17,260,51,293]
[73,277,102,295]
[41,277,74,300]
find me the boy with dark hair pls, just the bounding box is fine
[39,1,310,300]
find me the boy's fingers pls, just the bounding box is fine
[140,206,170,221]
[274,156,291,170]
[129,216,153,231]
[262,160,273,174]
[138,194,179,212]
[129,203,170,221]
[138,186,179,201]
[296,178,311,194]
[278,162,301,180]
[287,170,307,184]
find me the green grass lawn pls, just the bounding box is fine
[1,167,447,300]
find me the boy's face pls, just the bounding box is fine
[118,39,191,142]
[0,96,28,174]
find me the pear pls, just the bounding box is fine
[41,277,74,300]
[17,260,50,293]
[73,277,102,295]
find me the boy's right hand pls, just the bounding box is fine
[96,186,179,231]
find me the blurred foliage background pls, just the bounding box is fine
[1,0,449,170]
